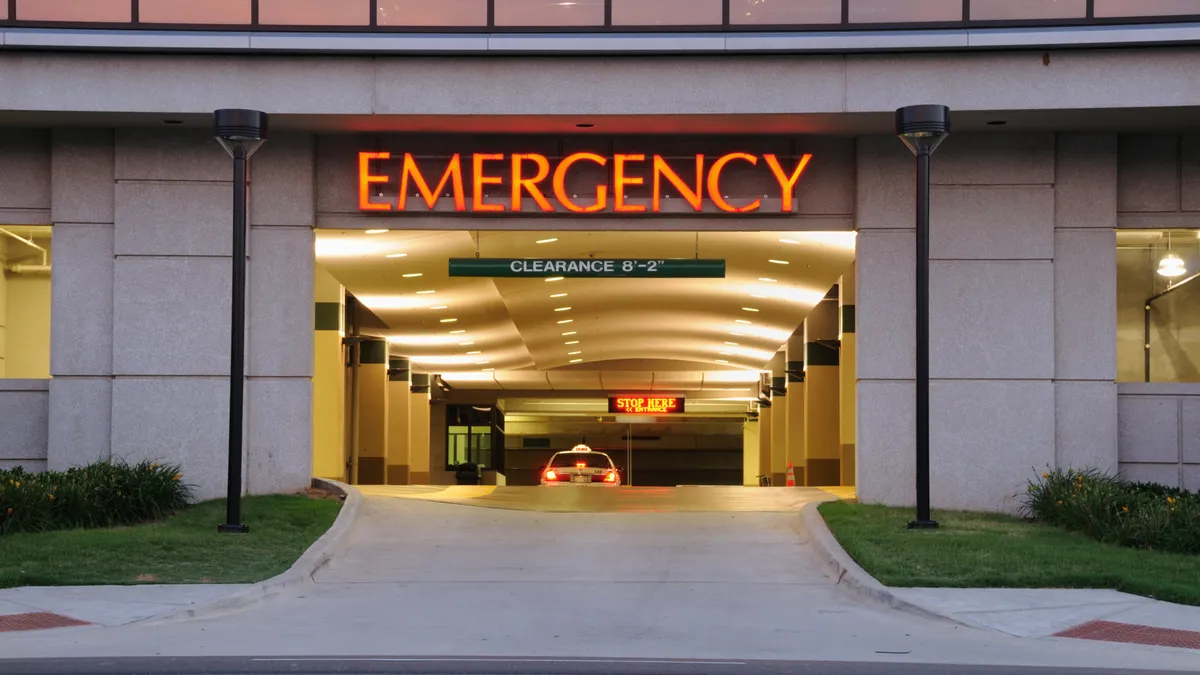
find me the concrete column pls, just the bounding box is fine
[785,329,805,486]
[804,286,841,486]
[769,352,787,485]
[757,404,771,486]
[387,356,411,484]
[47,129,114,471]
[356,337,389,485]
[1054,134,1119,476]
[312,266,345,481]
[409,373,432,484]
[839,264,857,486]
[742,417,760,486]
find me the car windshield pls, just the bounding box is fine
[549,452,612,468]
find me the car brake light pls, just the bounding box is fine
[576,462,586,468]
[603,471,617,482]
[544,469,557,481]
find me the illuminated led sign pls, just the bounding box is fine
[608,396,685,414]
[358,151,812,214]
[449,258,724,278]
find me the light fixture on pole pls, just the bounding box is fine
[213,109,268,534]
[895,104,950,531]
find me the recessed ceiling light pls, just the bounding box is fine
[779,239,799,244]
[402,273,422,278]
[562,331,577,336]
[386,253,407,258]
[725,342,739,346]
[440,318,457,323]
[758,278,777,283]
[467,351,482,355]
[450,330,466,334]
[551,293,568,298]
[569,358,583,363]
[537,238,559,244]
[715,359,729,364]
[735,319,752,324]
[565,340,579,345]
[545,277,564,282]
[557,319,573,324]
[744,308,760,312]
[459,341,474,346]
[568,351,582,355]
[554,307,571,312]
[769,259,789,265]
[365,229,389,234]
[416,290,436,295]
[431,305,448,310]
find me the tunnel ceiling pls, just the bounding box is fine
[317,229,856,375]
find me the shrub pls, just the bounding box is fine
[0,460,192,536]
[1022,467,1200,556]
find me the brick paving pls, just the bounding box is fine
[1055,620,1200,650]
[0,612,91,632]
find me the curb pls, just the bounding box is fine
[136,477,363,625]
[797,501,968,627]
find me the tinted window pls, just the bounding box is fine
[550,453,613,468]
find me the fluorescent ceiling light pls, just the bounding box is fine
[466,351,482,355]
[554,307,571,312]
[365,229,389,234]
[450,329,466,334]
[569,359,583,363]
[769,260,789,265]
[725,342,739,346]
[416,290,436,295]
[537,238,559,244]
[545,277,564,282]
[735,320,752,324]
[562,331,577,336]
[551,293,568,298]
[565,340,579,345]
[558,319,573,324]
[387,334,462,346]
[440,318,457,323]
[779,239,799,245]
[458,341,474,346]
[715,359,729,364]
[430,305,448,310]
[758,278,777,283]
[568,351,582,355]
[402,273,422,278]
[386,253,407,258]
[743,307,760,312]
[705,370,763,383]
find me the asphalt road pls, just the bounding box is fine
[0,658,1190,675]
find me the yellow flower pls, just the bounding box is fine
[13,482,19,489]
[152,463,159,470]
[172,473,182,482]
[1122,506,1129,513]
[1042,473,1048,479]
[48,493,55,501]
[1167,496,1176,505]
[1056,500,1063,505]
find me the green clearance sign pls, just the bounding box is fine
[448,258,726,278]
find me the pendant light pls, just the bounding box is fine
[1157,231,1187,278]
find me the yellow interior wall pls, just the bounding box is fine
[312,265,346,480]
[2,235,52,379]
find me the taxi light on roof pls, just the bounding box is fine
[571,444,592,452]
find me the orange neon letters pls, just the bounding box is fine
[359,151,812,214]
[358,152,392,211]
[552,153,608,213]
[613,154,646,213]
[652,155,705,212]
[472,154,505,213]
[707,153,762,214]
[764,153,813,213]
[511,154,554,212]
[399,153,465,212]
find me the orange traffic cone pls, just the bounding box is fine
[785,462,796,487]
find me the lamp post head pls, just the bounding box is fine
[213,109,269,159]
[895,104,951,156]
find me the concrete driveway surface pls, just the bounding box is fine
[0,486,1197,672]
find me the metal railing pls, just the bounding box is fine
[3,0,1200,33]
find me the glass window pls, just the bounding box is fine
[1116,229,1200,383]
[494,0,605,26]
[611,0,722,26]
[1095,0,1200,17]
[377,0,488,26]
[0,226,53,379]
[16,0,131,22]
[732,0,843,25]
[970,0,1087,20]
[139,0,251,25]
[849,0,962,23]
[448,426,470,466]
[259,0,370,26]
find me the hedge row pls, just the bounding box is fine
[1,461,192,535]
[1023,468,1199,555]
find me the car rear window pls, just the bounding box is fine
[549,452,612,468]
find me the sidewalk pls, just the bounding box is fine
[0,585,250,630]
[800,503,1200,652]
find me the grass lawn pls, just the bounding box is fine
[818,501,1200,606]
[0,494,341,589]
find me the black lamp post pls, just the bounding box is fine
[213,109,269,534]
[895,104,950,531]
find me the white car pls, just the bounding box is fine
[540,445,622,486]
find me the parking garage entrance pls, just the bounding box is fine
[314,227,857,489]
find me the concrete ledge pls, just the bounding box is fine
[137,477,362,625]
[797,501,972,628]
